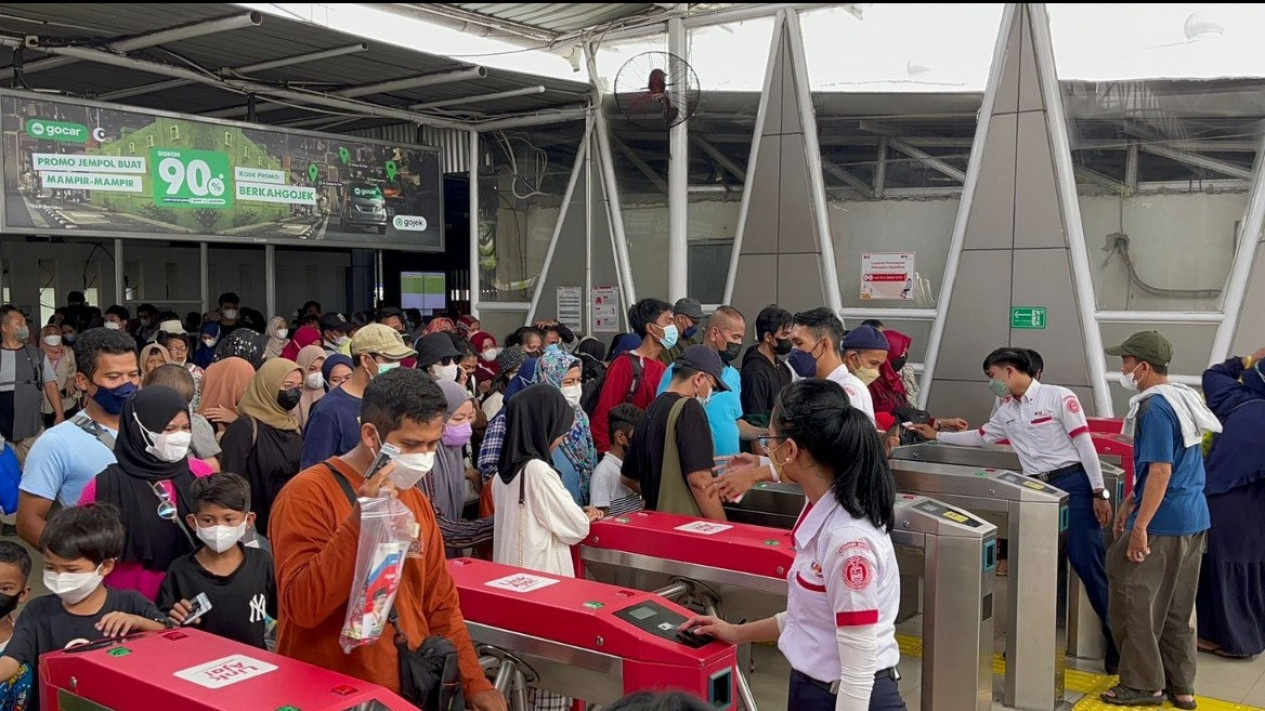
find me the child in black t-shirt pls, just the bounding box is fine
[0,541,33,710]
[0,504,167,711]
[158,472,276,648]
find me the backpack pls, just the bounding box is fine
[581,352,643,419]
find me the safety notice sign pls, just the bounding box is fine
[593,287,621,331]
[860,252,915,301]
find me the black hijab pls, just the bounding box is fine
[94,385,197,571]
[497,383,575,484]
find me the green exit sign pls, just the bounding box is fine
[1011,306,1047,329]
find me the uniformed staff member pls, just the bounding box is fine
[909,347,1119,672]
[684,379,906,711]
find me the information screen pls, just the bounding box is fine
[401,271,446,313]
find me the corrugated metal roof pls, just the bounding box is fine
[0,2,590,128]
[446,3,661,34]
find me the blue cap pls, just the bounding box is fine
[841,325,889,352]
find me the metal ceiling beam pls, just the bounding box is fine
[386,3,560,43]
[410,86,545,111]
[691,136,746,182]
[1140,143,1253,180]
[611,137,667,192]
[887,137,966,182]
[590,3,836,43]
[10,38,469,131]
[822,161,874,198]
[1073,165,1123,191]
[472,107,589,131]
[0,11,262,81]
[95,43,371,102]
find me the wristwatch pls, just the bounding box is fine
[1092,488,1111,501]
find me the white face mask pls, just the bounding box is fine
[274,329,288,340]
[1121,364,1143,392]
[203,338,217,349]
[222,309,239,320]
[481,348,498,363]
[44,565,105,605]
[197,522,247,553]
[306,371,325,390]
[430,363,460,382]
[135,414,192,462]
[336,335,351,346]
[44,334,62,347]
[104,321,121,330]
[389,451,435,489]
[561,384,583,408]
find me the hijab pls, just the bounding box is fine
[536,350,598,481]
[140,343,171,375]
[456,315,479,339]
[425,317,455,335]
[497,384,575,484]
[264,316,289,360]
[296,345,327,426]
[431,379,473,520]
[503,358,538,402]
[471,331,499,383]
[193,322,221,369]
[197,356,255,418]
[281,325,321,362]
[237,358,302,432]
[870,329,912,415]
[215,328,266,369]
[322,354,354,391]
[93,385,197,571]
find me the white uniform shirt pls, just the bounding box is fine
[778,496,902,684]
[826,365,877,426]
[940,380,1100,485]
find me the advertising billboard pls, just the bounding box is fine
[0,90,443,251]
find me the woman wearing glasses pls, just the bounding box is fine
[683,379,907,711]
[79,385,213,601]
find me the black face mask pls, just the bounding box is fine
[774,338,793,356]
[0,591,19,618]
[891,356,907,372]
[276,388,302,411]
[720,341,742,364]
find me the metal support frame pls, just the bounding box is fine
[722,11,784,305]
[586,114,595,335]
[586,44,637,306]
[667,17,689,302]
[1096,311,1224,324]
[1029,4,1113,416]
[823,161,874,198]
[839,307,938,321]
[918,4,1015,409]
[469,129,481,317]
[1140,144,1253,181]
[1125,144,1139,193]
[472,107,589,132]
[596,2,832,43]
[887,138,966,183]
[525,121,592,326]
[114,239,126,305]
[264,244,276,320]
[874,137,888,198]
[0,11,263,81]
[411,86,544,111]
[784,12,843,314]
[611,138,667,192]
[199,243,209,315]
[1209,139,1265,364]
[692,136,746,181]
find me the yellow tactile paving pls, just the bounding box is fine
[894,634,1265,711]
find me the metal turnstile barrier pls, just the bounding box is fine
[726,487,996,711]
[887,454,1069,711]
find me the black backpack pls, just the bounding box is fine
[581,352,643,419]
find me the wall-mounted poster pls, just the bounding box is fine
[860,252,915,300]
[0,90,443,251]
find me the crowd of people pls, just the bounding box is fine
[0,288,1254,711]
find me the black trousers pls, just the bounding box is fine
[789,669,907,711]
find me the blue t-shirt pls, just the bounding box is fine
[19,418,118,507]
[1128,395,1211,536]
[300,387,362,469]
[657,363,743,457]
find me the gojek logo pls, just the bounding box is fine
[392,215,428,232]
[26,118,88,143]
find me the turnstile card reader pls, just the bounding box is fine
[722,481,805,530]
[889,457,1068,711]
[450,557,738,707]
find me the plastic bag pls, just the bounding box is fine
[0,444,20,515]
[339,494,420,653]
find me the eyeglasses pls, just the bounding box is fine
[151,482,177,522]
[758,435,788,452]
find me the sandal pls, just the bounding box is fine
[1165,689,1197,710]
[1100,685,1164,707]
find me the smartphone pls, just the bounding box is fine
[182,592,212,626]
[366,442,400,480]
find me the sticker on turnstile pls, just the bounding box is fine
[584,601,605,609]
[673,521,733,536]
[913,500,981,528]
[174,655,278,689]
[942,510,969,524]
[485,573,561,594]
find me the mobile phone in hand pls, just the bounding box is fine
[183,593,213,626]
[366,442,400,480]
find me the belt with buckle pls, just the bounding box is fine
[797,667,900,695]
[1030,462,1082,484]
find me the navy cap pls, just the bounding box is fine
[675,344,731,391]
[841,325,889,352]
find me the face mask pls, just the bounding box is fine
[658,323,679,349]
[696,380,713,407]
[774,338,793,356]
[202,338,217,349]
[0,591,18,618]
[788,349,817,378]
[481,348,498,362]
[336,335,351,346]
[306,372,324,390]
[140,318,153,328]
[222,309,238,320]
[274,329,288,340]
[15,326,29,342]
[44,334,62,347]
[135,414,192,462]
[431,363,459,382]
[891,356,908,372]
[545,343,561,354]
[1121,364,1143,392]
[854,367,881,387]
[92,381,137,416]
[104,321,121,330]
[720,342,741,364]
[561,383,583,408]
[63,333,77,344]
[44,565,104,605]
[987,378,1010,398]
[277,387,302,411]
[442,421,473,447]
[197,522,247,553]
[682,325,698,340]
[375,361,400,376]
[389,451,435,489]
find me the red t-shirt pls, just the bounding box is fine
[591,353,666,453]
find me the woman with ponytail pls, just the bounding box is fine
[683,378,905,711]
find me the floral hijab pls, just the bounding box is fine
[536,349,598,491]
